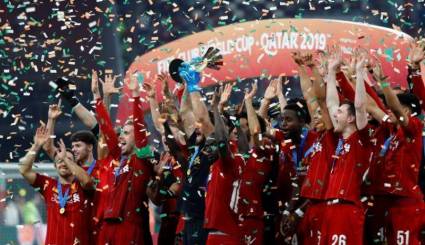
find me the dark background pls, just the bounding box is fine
[1,0,424,162]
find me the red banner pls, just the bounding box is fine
[117,18,413,124]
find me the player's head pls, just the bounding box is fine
[54,150,74,178]
[281,99,310,137]
[119,120,136,156]
[312,107,326,132]
[333,100,356,133]
[70,130,96,164]
[396,93,421,118]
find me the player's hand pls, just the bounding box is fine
[373,63,388,84]
[291,51,304,66]
[33,125,49,147]
[244,81,258,101]
[127,72,141,97]
[408,39,425,69]
[55,139,67,161]
[219,83,233,107]
[102,73,120,98]
[264,78,279,100]
[48,102,62,120]
[328,47,343,72]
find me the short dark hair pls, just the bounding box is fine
[397,93,421,116]
[284,98,311,124]
[236,111,267,134]
[70,130,97,147]
[341,100,356,117]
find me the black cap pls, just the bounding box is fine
[169,59,185,83]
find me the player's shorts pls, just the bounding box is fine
[320,202,365,245]
[239,217,264,245]
[206,232,240,245]
[386,198,425,245]
[98,220,152,245]
[297,201,327,245]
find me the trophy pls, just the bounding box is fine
[168,47,223,92]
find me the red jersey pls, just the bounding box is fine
[83,157,114,227]
[362,121,394,195]
[236,145,274,218]
[204,148,243,237]
[32,173,92,245]
[300,130,338,200]
[381,116,424,199]
[275,129,317,204]
[325,127,372,206]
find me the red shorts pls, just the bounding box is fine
[297,202,327,245]
[239,217,264,245]
[386,199,425,245]
[320,203,365,245]
[207,233,240,245]
[98,220,151,245]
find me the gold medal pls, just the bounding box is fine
[59,207,65,214]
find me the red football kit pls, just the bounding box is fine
[32,173,93,245]
[320,127,372,245]
[205,141,243,244]
[274,128,317,243]
[297,130,338,244]
[381,117,424,245]
[235,144,274,245]
[275,129,317,206]
[97,96,154,245]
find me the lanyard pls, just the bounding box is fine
[331,138,344,171]
[114,157,128,182]
[57,180,70,211]
[379,135,394,157]
[292,128,309,170]
[86,160,97,175]
[188,146,200,169]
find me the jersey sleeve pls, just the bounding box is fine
[336,71,355,102]
[31,173,53,197]
[133,96,148,149]
[95,98,120,160]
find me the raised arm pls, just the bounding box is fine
[293,52,319,124]
[102,73,120,111]
[245,82,263,147]
[43,103,62,160]
[374,62,409,126]
[326,50,343,127]
[354,54,369,130]
[309,56,333,130]
[57,139,94,190]
[179,85,196,137]
[407,40,425,110]
[258,78,279,120]
[144,81,164,134]
[277,78,288,114]
[128,73,148,150]
[218,83,233,113]
[189,89,214,137]
[20,125,49,185]
[212,89,231,158]
[92,71,120,159]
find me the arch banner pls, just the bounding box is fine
[117,18,413,123]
